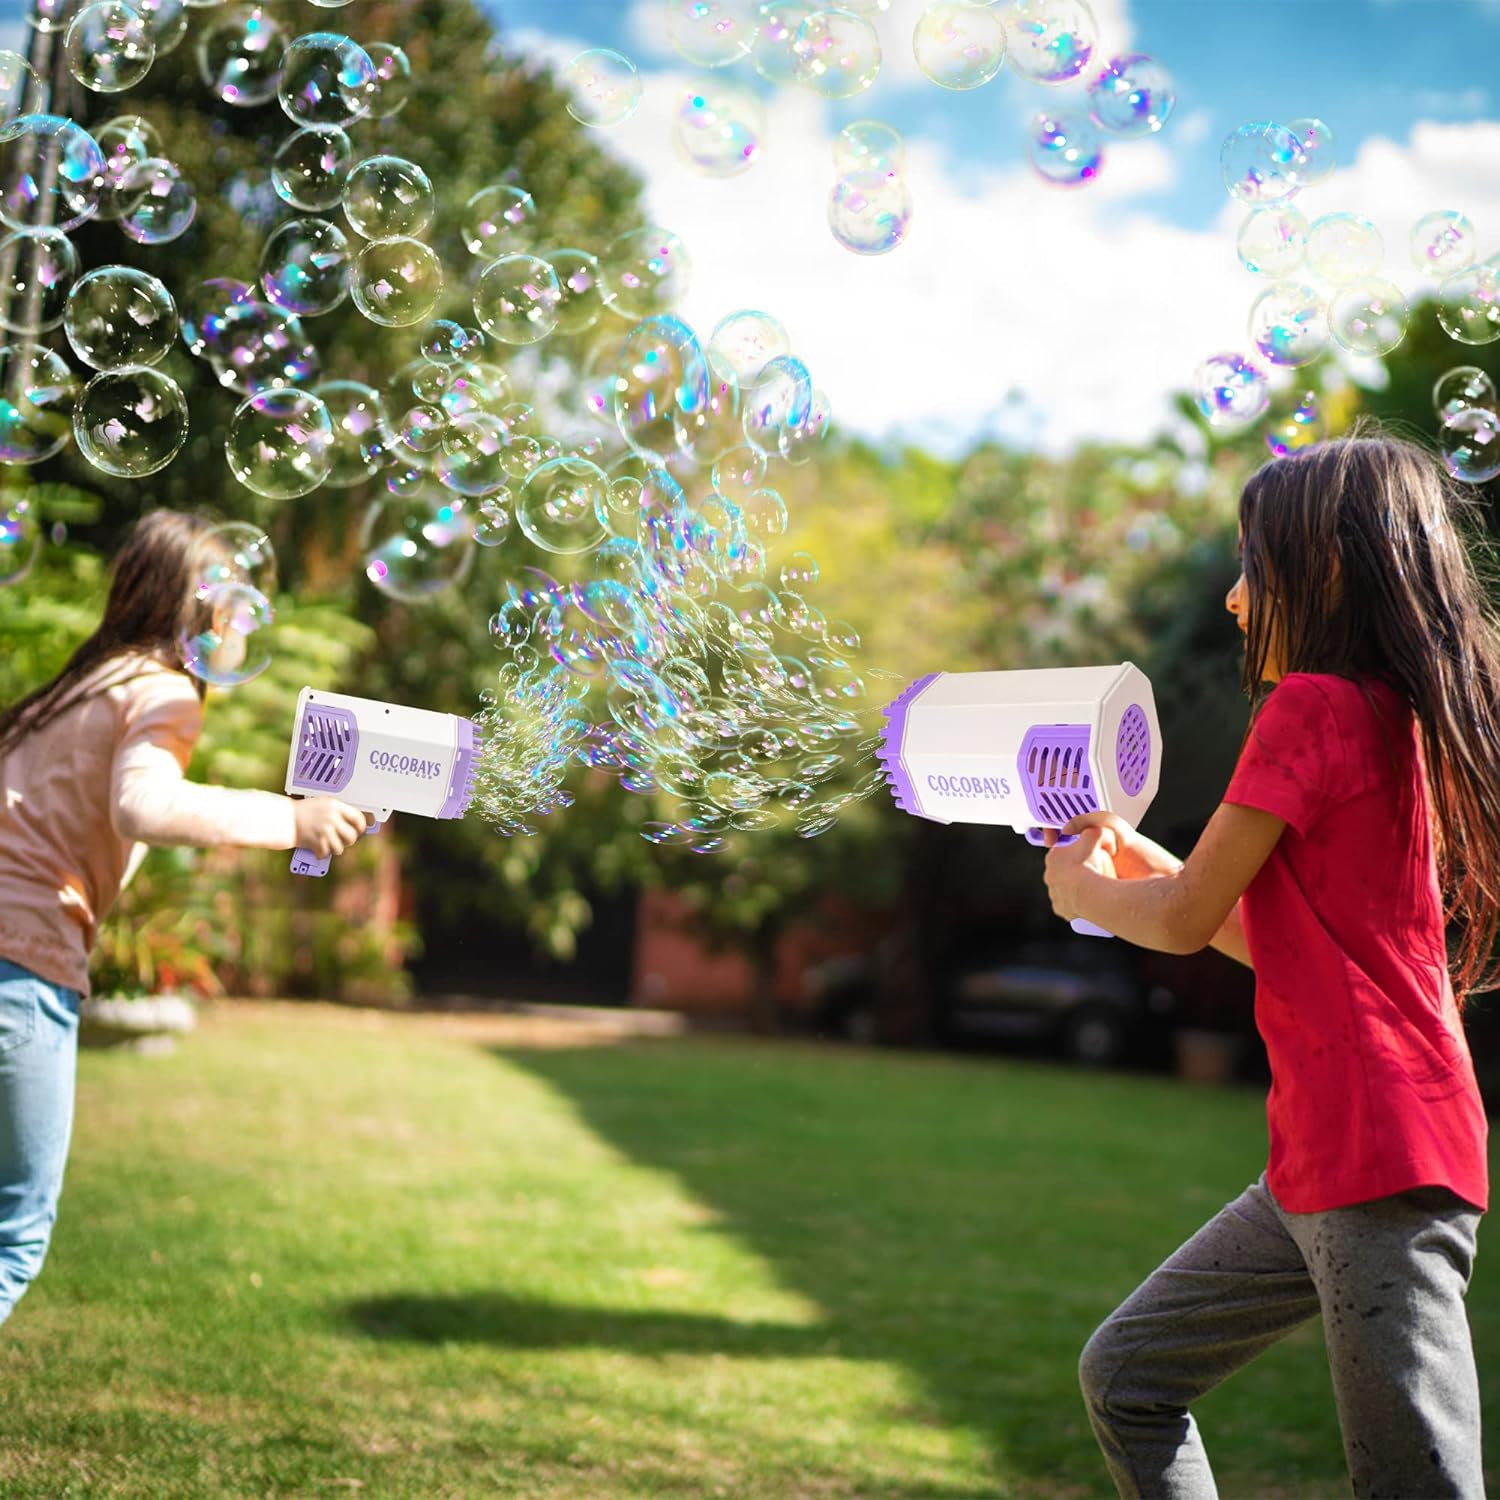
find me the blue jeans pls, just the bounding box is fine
[0,957,81,1326]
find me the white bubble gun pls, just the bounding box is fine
[284,687,482,877]
[875,663,1160,938]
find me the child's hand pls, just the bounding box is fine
[292,797,371,859]
[1044,812,1178,882]
[1043,824,1118,923]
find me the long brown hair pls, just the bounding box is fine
[0,509,216,760]
[1238,432,1500,1003]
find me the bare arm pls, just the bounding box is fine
[1208,899,1252,969]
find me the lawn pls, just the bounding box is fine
[3,1003,1497,1498]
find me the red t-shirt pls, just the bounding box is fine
[1224,671,1488,1214]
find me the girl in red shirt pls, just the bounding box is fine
[1042,435,1498,1498]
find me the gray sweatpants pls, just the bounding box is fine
[1079,1172,1484,1499]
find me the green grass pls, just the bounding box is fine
[3,1004,1497,1497]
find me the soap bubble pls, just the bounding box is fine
[0,496,40,587]
[794,8,882,97]
[1412,210,1477,279]
[226,387,334,498]
[673,366,743,464]
[673,85,765,177]
[780,551,819,588]
[474,253,561,345]
[272,125,352,211]
[1193,352,1269,429]
[133,0,187,56]
[474,494,512,546]
[277,32,374,127]
[193,520,277,599]
[1439,406,1500,484]
[63,265,177,369]
[178,580,273,686]
[712,444,768,501]
[1248,281,1328,367]
[117,158,196,244]
[1264,390,1324,458]
[780,388,832,465]
[1008,0,1094,84]
[93,113,158,221]
[342,154,433,239]
[1436,263,1500,346]
[65,2,155,92]
[743,355,812,450]
[73,364,187,476]
[1287,117,1335,186]
[0,228,79,333]
[708,310,789,388]
[828,169,913,252]
[1220,121,1302,207]
[1304,213,1383,285]
[518,456,609,554]
[1027,111,1102,188]
[1433,367,1496,423]
[260,217,350,316]
[913,2,1006,90]
[833,119,905,177]
[1236,205,1307,276]
[1329,278,1407,357]
[189,287,319,393]
[351,238,441,327]
[0,115,106,232]
[436,412,512,497]
[461,183,536,259]
[665,0,754,67]
[363,490,475,601]
[420,319,471,366]
[359,41,412,119]
[751,1,814,83]
[563,48,642,127]
[316,379,390,488]
[4,345,76,472]
[0,52,42,129]
[603,227,691,319]
[548,248,606,335]
[197,4,288,107]
[1087,52,1173,135]
[615,314,711,461]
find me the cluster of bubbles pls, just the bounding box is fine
[562,0,1176,249]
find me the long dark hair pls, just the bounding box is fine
[0,509,216,760]
[1238,432,1500,1004]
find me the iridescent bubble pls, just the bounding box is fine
[65,2,155,92]
[828,169,913,252]
[1008,0,1094,84]
[1439,406,1500,484]
[1328,278,1407,357]
[708,309,790,387]
[780,551,819,588]
[475,495,512,547]
[226,387,334,499]
[73,364,186,476]
[673,85,765,177]
[1412,210,1477,279]
[674,365,743,465]
[1220,121,1302,207]
[1436,262,1500,346]
[744,355,812,452]
[913,2,1006,90]
[1287,117,1335,187]
[314,379,388,488]
[563,48,642,127]
[0,228,79,333]
[133,0,187,56]
[833,119,905,177]
[1236,205,1307,276]
[436,412,511,497]
[712,445,768,502]
[602,227,691,319]
[780,387,832,466]
[794,8,881,98]
[272,125,352,211]
[359,42,412,119]
[1193,352,1269,429]
[751,1,814,83]
[117,157,196,244]
[277,32,374,127]
[1433,366,1497,424]
[0,52,42,129]
[0,495,40,587]
[260,217,350,316]
[197,4,288,108]
[197,293,319,394]
[474,253,561,345]
[1248,282,1328,367]
[178,580,273,687]
[420,319,471,366]
[93,113,158,221]
[741,485,788,538]
[1304,212,1383,285]
[1027,110,1102,188]
[615,314,711,461]
[1087,52,1173,136]
[0,115,107,232]
[461,183,536,259]
[0,343,78,464]
[193,520,277,600]
[517,456,609,554]
[363,490,475,602]
[342,154,433,239]
[547,248,606,336]
[351,238,441,327]
[63,265,177,369]
[666,0,754,67]
[1264,390,1324,458]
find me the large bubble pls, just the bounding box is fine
[0,115,106,232]
[93,113,158,221]
[179,580,273,687]
[1220,121,1302,208]
[563,48,642,127]
[1412,210,1477,279]
[272,125,352,211]
[1439,406,1500,485]
[548,248,607,336]
[1433,366,1497,423]
[352,238,442,327]
[277,32,374,127]
[226,387,334,498]
[314,378,389,487]
[1436,262,1500,346]
[912,3,1007,90]
[1087,53,1173,135]
[1264,390,1324,458]
[833,119,905,177]
[1328,278,1407,357]
[673,86,765,177]
[603,227,692,319]
[665,0,755,67]
[342,154,433,239]
[65,1,156,93]
[828,170,913,252]
[117,158,196,244]
[794,8,882,98]
[260,217,351,316]
[1236,205,1307,276]
[1193,352,1269,429]
[474,254,561,345]
[64,265,177,370]
[0,342,78,465]
[0,52,42,130]
[73,364,187,476]
[0,228,80,333]
[1304,213,1383,285]
[1287,117,1336,186]
[709,309,790,387]
[461,183,536,260]
[1248,281,1328,367]
[197,4,288,107]
[363,490,475,601]
[614,314,711,461]
[1007,0,1095,84]
[751,2,814,84]
[1027,111,1102,188]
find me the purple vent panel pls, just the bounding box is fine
[438,717,481,820]
[1116,702,1151,798]
[290,701,358,795]
[1018,723,1099,831]
[876,673,941,820]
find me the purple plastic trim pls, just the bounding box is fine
[438,716,481,820]
[876,672,940,820]
[290,701,358,795]
[1116,702,1151,797]
[1018,722,1099,829]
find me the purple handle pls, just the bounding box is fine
[289,820,380,877]
[1070,917,1114,939]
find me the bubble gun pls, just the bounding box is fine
[284,687,482,876]
[875,663,1160,937]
